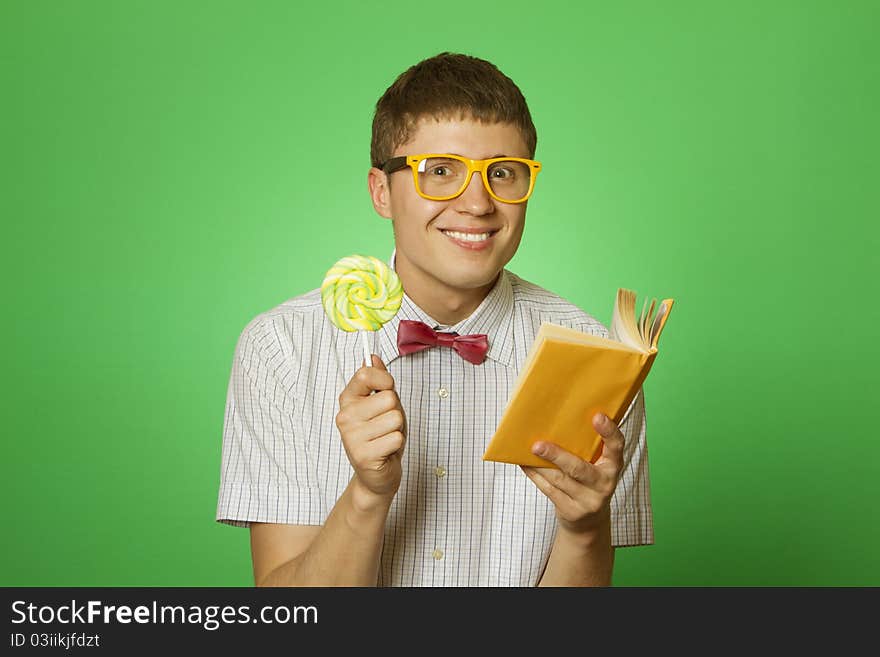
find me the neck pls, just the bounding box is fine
[395,257,498,326]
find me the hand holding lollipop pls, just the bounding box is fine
[325,255,408,499]
[321,254,403,367]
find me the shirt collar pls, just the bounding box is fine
[377,248,515,367]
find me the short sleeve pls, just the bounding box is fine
[215,318,323,528]
[609,388,654,546]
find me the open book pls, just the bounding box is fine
[482,289,674,467]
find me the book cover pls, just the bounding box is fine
[482,290,674,468]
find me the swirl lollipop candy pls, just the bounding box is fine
[321,255,403,367]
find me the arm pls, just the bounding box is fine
[250,355,406,587]
[251,477,393,587]
[523,411,627,587]
[537,513,615,587]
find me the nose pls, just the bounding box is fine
[453,170,494,215]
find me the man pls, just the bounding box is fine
[216,52,652,586]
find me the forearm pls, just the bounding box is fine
[537,512,615,587]
[259,476,393,587]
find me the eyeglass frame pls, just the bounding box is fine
[379,153,542,204]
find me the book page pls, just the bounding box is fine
[649,299,674,350]
[613,288,672,353]
[641,298,656,344]
[612,289,648,352]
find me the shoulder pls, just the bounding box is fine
[505,270,610,339]
[234,287,327,364]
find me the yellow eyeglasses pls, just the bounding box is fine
[380,153,542,204]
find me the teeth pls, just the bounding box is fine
[443,230,492,242]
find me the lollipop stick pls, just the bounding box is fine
[361,331,372,368]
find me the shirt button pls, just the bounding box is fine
[434,465,447,478]
[437,387,449,399]
[432,549,444,560]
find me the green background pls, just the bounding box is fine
[2,1,877,586]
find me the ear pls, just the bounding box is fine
[367,167,393,219]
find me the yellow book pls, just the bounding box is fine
[482,289,674,467]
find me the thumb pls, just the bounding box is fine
[369,354,388,370]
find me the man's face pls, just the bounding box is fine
[377,117,531,301]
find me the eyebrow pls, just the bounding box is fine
[448,152,509,159]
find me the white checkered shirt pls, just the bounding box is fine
[216,250,653,586]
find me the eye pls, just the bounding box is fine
[429,166,452,176]
[490,167,515,179]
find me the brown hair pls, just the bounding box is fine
[370,52,537,169]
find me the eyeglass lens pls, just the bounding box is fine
[416,157,532,201]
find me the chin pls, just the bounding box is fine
[441,269,502,291]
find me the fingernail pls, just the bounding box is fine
[531,442,546,457]
[596,413,607,426]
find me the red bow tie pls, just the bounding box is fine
[397,320,489,365]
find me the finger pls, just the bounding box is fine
[335,390,399,432]
[347,407,406,443]
[371,407,406,438]
[531,440,601,489]
[339,359,396,402]
[363,431,406,461]
[520,466,579,517]
[592,413,625,467]
[347,389,401,422]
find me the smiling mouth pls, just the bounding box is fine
[439,229,498,243]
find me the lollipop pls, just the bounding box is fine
[321,254,403,367]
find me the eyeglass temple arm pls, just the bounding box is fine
[379,156,409,174]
